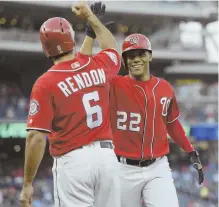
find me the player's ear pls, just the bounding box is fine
[148,52,152,62]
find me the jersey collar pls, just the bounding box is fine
[49,53,91,72]
[126,75,159,88]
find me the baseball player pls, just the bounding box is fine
[19,1,121,207]
[109,33,205,207]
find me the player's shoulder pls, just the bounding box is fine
[93,48,120,64]
[33,71,52,89]
[158,77,174,90]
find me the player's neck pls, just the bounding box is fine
[139,64,150,81]
[139,74,150,81]
[130,69,151,81]
[53,53,76,65]
[135,74,150,81]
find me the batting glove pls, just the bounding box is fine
[188,150,204,185]
[86,1,114,39]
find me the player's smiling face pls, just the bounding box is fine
[125,49,152,78]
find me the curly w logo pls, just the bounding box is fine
[129,36,139,45]
[160,97,171,116]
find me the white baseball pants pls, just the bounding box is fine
[52,140,120,207]
[119,156,179,207]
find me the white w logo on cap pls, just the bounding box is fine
[129,36,139,45]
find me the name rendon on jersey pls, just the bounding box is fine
[57,69,106,97]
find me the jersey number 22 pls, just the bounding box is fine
[117,111,141,132]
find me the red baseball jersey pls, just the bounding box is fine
[27,48,121,156]
[110,75,180,159]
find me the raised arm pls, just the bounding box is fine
[79,36,94,56]
[87,11,118,51]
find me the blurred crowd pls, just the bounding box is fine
[172,80,218,124]
[174,164,218,207]
[0,83,28,121]
[0,81,218,124]
[0,159,218,207]
[0,161,54,207]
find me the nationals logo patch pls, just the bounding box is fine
[29,100,40,116]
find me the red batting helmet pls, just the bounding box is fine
[122,33,152,55]
[40,17,75,58]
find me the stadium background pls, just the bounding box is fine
[0,1,218,207]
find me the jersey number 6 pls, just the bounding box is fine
[82,91,103,129]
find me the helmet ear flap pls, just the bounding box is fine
[122,53,127,69]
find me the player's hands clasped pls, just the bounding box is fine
[188,150,204,185]
[20,183,34,207]
[72,0,93,20]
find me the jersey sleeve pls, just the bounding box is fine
[26,85,53,132]
[93,48,121,77]
[166,91,180,124]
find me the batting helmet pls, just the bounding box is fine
[40,17,75,58]
[122,33,152,56]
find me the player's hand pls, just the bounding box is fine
[72,0,93,20]
[188,150,204,185]
[86,1,114,39]
[20,183,34,207]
